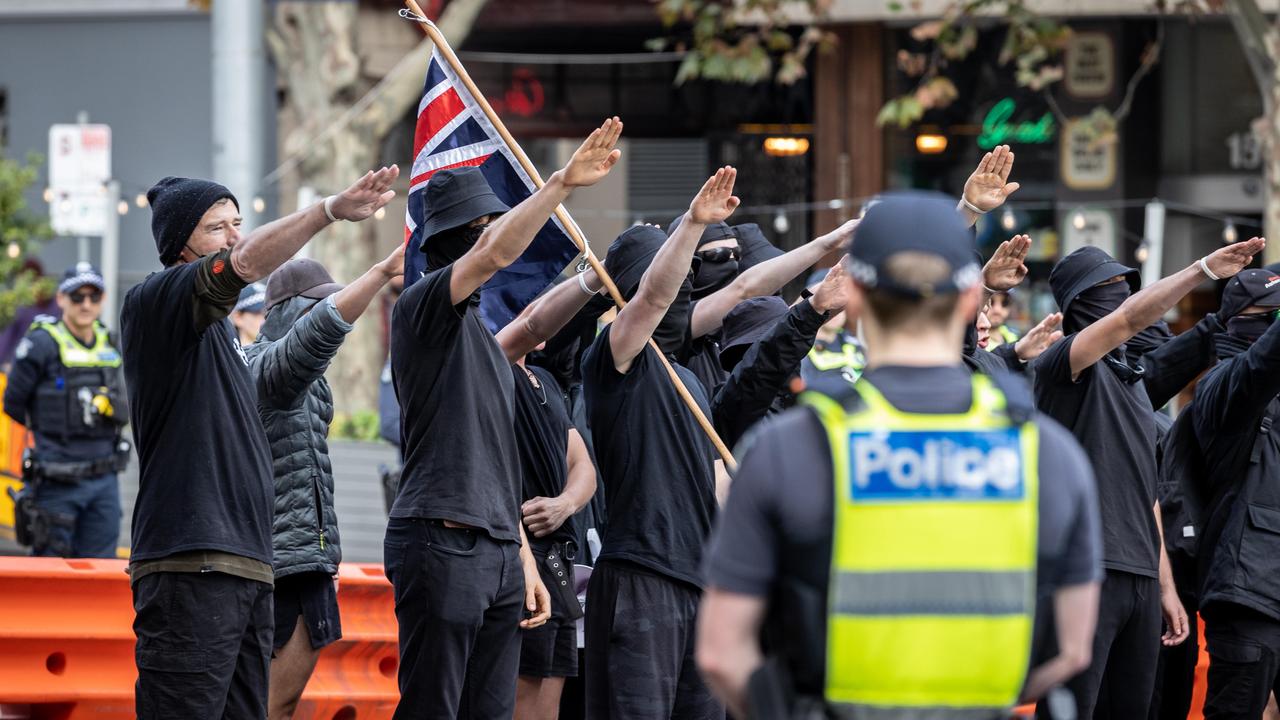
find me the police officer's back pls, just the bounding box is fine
[2,263,128,558]
[695,193,1104,719]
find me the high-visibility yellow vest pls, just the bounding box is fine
[988,325,1020,350]
[33,320,120,368]
[803,374,1039,718]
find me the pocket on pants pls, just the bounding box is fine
[425,521,480,556]
[1206,637,1267,717]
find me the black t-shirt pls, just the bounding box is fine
[703,365,1102,696]
[390,265,520,542]
[121,260,274,564]
[1033,334,1160,577]
[582,324,718,588]
[512,363,576,548]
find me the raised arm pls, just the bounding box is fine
[497,266,604,363]
[610,167,740,373]
[333,243,405,324]
[449,118,622,305]
[958,144,1020,228]
[689,218,857,338]
[230,166,398,282]
[1068,237,1265,378]
[981,234,1031,308]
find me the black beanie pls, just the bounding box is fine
[147,176,238,265]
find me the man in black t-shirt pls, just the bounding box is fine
[386,118,621,719]
[121,167,398,720]
[1031,239,1264,719]
[580,167,741,720]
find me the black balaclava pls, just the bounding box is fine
[1064,281,1130,335]
[426,224,487,306]
[692,222,739,299]
[1227,312,1276,343]
[604,225,692,359]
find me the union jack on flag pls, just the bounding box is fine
[404,46,580,332]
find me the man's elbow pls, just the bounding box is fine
[1059,645,1092,676]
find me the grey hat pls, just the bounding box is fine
[265,259,344,311]
[419,167,510,242]
[58,261,106,294]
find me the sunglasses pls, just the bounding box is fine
[68,290,103,305]
[697,247,741,263]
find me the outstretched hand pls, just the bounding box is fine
[378,242,406,280]
[983,234,1032,293]
[330,165,399,222]
[561,117,623,188]
[688,166,741,225]
[816,218,860,254]
[812,260,850,313]
[1015,312,1064,362]
[1204,236,1266,280]
[964,145,1020,213]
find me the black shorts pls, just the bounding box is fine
[520,543,580,678]
[272,570,342,652]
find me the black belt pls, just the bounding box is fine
[33,454,118,481]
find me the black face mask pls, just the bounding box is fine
[605,225,693,359]
[1227,312,1277,342]
[692,247,740,300]
[426,224,487,306]
[426,224,486,273]
[1065,281,1130,335]
[963,322,978,357]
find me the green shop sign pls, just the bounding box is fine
[977,98,1055,149]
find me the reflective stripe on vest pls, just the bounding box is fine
[808,341,867,373]
[34,321,121,368]
[803,375,1039,716]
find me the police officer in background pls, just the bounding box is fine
[696,192,1104,720]
[3,262,128,558]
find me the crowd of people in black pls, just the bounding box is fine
[8,114,1280,720]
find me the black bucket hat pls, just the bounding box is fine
[719,296,790,371]
[1049,246,1141,315]
[419,167,511,241]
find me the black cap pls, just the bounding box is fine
[265,259,344,311]
[843,191,979,298]
[1048,246,1140,316]
[719,296,790,371]
[1222,268,1280,312]
[58,261,105,294]
[147,176,238,265]
[419,167,510,242]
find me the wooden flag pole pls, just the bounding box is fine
[402,0,737,470]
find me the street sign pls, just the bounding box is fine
[47,123,112,236]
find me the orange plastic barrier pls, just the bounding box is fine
[0,558,398,719]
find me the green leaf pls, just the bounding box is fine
[675,54,702,84]
[645,37,669,52]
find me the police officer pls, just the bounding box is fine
[2,262,127,558]
[696,192,1104,720]
[1177,268,1280,719]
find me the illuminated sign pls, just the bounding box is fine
[977,98,1055,150]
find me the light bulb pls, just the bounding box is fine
[773,210,790,235]
[1135,241,1150,264]
[1223,221,1238,244]
[117,200,129,215]
[252,196,266,214]
[42,187,53,203]
[135,193,148,208]
[374,207,387,220]
[1072,210,1087,231]
[6,242,19,259]
[1001,207,1016,231]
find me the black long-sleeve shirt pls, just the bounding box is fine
[1141,314,1225,411]
[712,299,827,449]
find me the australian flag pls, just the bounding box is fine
[404,46,580,331]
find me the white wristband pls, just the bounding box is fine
[323,195,340,223]
[961,197,987,215]
[1198,256,1221,281]
[577,271,601,297]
